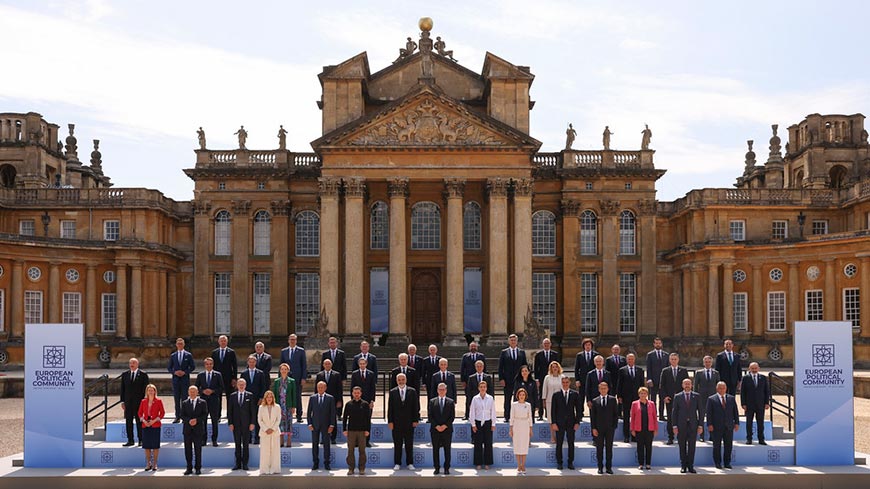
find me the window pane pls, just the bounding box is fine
[532,272,557,334]
[767,291,786,331]
[295,273,320,335]
[295,211,320,257]
[730,220,745,241]
[61,220,77,239]
[24,290,42,323]
[463,202,481,250]
[104,220,120,241]
[619,210,636,255]
[215,211,231,256]
[253,211,271,256]
[253,272,270,334]
[733,293,748,331]
[805,290,823,321]
[370,201,389,250]
[844,288,861,329]
[62,292,81,324]
[580,211,597,255]
[580,273,597,333]
[812,220,828,235]
[619,273,636,333]
[19,220,35,236]
[101,293,116,332]
[772,220,787,240]
[411,202,441,250]
[532,211,556,256]
[214,273,231,334]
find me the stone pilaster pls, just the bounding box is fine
[388,177,410,340]
[116,264,127,339]
[708,261,720,338]
[721,261,735,338]
[512,179,533,335]
[681,265,692,336]
[751,264,763,336]
[487,177,509,340]
[271,200,291,338]
[192,200,211,337]
[48,263,60,324]
[344,178,366,338]
[600,199,620,335]
[561,200,580,336]
[823,259,836,321]
[130,265,143,338]
[787,261,800,334]
[86,265,97,338]
[11,261,23,337]
[158,269,168,339]
[638,200,657,336]
[444,177,466,346]
[168,272,178,338]
[231,199,251,337]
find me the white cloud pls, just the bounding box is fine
[619,38,657,50]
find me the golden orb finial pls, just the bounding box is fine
[419,17,433,32]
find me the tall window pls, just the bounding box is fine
[370,201,389,250]
[253,210,271,256]
[0,289,4,331]
[730,220,745,241]
[295,273,320,335]
[619,273,636,333]
[60,220,77,239]
[532,272,557,334]
[580,273,598,333]
[103,220,120,241]
[812,220,828,235]
[295,210,320,257]
[24,290,42,324]
[733,292,748,331]
[532,210,556,256]
[214,273,231,334]
[411,202,441,250]
[771,220,787,240]
[619,210,636,255]
[767,291,786,331]
[805,290,823,321]
[62,292,81,324]
[580,210,598,255]
[214,210,231,256]
[101,293,116,333]
[253,272,271,334]
[844,288,860,329]
[463,202,481,250]
[19,220,35,236]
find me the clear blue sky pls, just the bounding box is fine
[2,0,868,201]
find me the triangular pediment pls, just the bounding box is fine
[312,85,540,151]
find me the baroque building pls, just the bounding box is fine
[0,20,869,366]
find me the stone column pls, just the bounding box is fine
[168,272,178,338]
[751,264,763,336]
[639,201,658,336]
[487,178,510,339]
[823,259,836,321]
[48,263,60,324]
[388,177,409,339]
[672,268,682,337]
[86,265,97,337]
[787,261,800,332]
[158,269,168,339]
[444,177,466,345]
[271,200,291,337]
[561,201,580,336]
[344,178,366,339]
[708,261,720,338]
[722,261,735,338]
[681,265,692,336]
[116,264,127,339]
[319,178,341,336]
[11,261,23,337]
[130,265,143,338]
[192,200,211,337]
[513,178,533,335]
[691,265,703,336]
[231,199,251,337]
[860,256,870,338]
[600,200,620,335]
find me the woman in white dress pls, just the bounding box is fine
[540,362,564,443]
[258,390,282,475]
[510,388,533,475]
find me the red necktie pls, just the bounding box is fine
[598,370,602,383]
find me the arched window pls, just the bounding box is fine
[532,210,556,256]
[295,210,320,257]
[411,202,441,250]
[580,210,598,255]
[253,210,271,256]
[794,169,804,188]
[619,210,636,255]
[829,165,848,189]
[214,210,231,256]
[370,201,389,250]
[0,164,16,189]
[463,201,481,250]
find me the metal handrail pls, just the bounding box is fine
[83,373,123,433]
[768,372,794,431]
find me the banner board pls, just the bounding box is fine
[370,268,389,334]
[464,268,482,334]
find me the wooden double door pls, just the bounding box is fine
[411,269,441,343]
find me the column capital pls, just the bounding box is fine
[270,199,292,216]
[560,199,580,217]
[344,177,366,198]
[599,199,621,216]
[512,178,533,197]
[485,177,510,198]
[192,200,212,216]
[636,199,657,216]
[443,177,466,198]
[721,260,737,269]
[318,176,342,197]
[388,177,410,198]
[231,199,251,216]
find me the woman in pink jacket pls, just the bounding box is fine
[630,386,657,470]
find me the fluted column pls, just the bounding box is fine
[671,268,682,338]
[708,261,720,337]
[681,265,692,336]
[86,265,97,337]
[319,178,341,336]
[11,260,23,337]
[388,177,409,338]
[130,265,143,338]
[116,264,127,339]
[168,272,178,338]
[271,200,291,337]
[444,178,466,344]
[722,261,735,338]
[48,263,60,323]
[823,259,836,321]
[487,178,509,338]
[600,200,620,335]
[561,201,580,336]
[231,199,251,337]
[751,263,763,336]
[787,261,800,333]
[639,200,657,335]
[344,178,366,338]
[513,178,533,334]
[158,269,168,339]
[192,200,211,337]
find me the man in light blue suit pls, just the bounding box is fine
[280,333,307,422]
[167,337,195,423]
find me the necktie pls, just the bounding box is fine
[598,370,602,383]
[512,349,516,361]
[402,367,406,375]
[603,397,606,407]
[707,369,710,381]
[249,369,254,381]
[545,351,549,363]
[238,393,243,406]
[131,371,136,383]
[362,371,366,381]
[657,350,661,362]
[478,374,482,383]
[326,371,330,383]
[319,395,323,405]
[753,375,757,386]
[630,367,634,378]
[728,352,733,364]
[257,353,261,363]
[400,389,405,402]
[178,351,182,364]
[442,372,446,383]
[206,372,211,385]
[440,398,444,411]
[220,349,225,362]
[587,352,591,363]
[410,357,415,367]
[565,391,569,405]
[721,396,726,409]
[332,350,336,361]
[673,367,677,379]
[684,394,690,408]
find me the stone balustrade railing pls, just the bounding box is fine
[662,187,849,215]
[197,149,321,168]
[0,187,190,216]
[532,149,653,170]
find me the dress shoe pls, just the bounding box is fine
[123,442,134,447]
[195,469,201,475]
[434,468,440,475]
[325,464,331,470]
[724,464,732,469]
[688,467,697,473]
[348,469,355,475]
[359,469,366,475]
[556,464,563,470]
[745,440,753,445]
[183,469,193,475]
[623,438,630,443]
[638,465,644,470]
[212,441,218,447]
[715,464,723,469]
[666,439,674,445]
[173,418,181,424]
[145,465,152,471]
[242,464,249,471]
[644,465,651,470]
[680,467,687,473]
[597,468,603,474]
[759,440,767,445]
[606,468,613,474]
[232,465,241,470]
[567,463,575,470]
[312,464,320,471]
[366,442,372,448]
[444,468,450,475]
[137,442,142,447]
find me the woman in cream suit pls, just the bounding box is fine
[258,390,282,475]
[540,362,564,442]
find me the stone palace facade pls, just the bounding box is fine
[1,21,869,366]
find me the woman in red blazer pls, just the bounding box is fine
[137,384,165,471]
[630,387,658,470]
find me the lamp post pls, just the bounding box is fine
[41,211,50,236]
[797,211,806,238]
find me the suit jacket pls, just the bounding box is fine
[307,393,337,431]
[315,369,343,407]
[227,390,256,429]
[280,345,308,382]
[407,354,425,373]
[211,347,238,384]
[534,349,559,382]
[253,352,273,377]
[390,366,420,392]
[671,391,703,428]
[467,372,494,398]
[352,353,378,378]
[420,355,443,388]
[120,369,149,406]
[350,368,377,403]
[739,373,771,410]
[180,397,208,436]
[460,352,486,383]
[387,386,420,428]
[659,366,690,399]
[195,370,224,405]
[428,396,455,433]
[240,367,268,400]
[616,365,645,403]
[645,349,669,387]
[429,370,457,401]
[694,368,721,401]
[585,369,614,402]
[167,350,195,380]
[574,350,597,388]
[715,351,743,389]
[706,393,740,431]
[498,348,528,386]
[605,355,627,380]
[590,394,619,432]
[321,349,348,380]
[513,376,538,412]
[550,388,582,429]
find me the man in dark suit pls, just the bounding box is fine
[181,385,208,475]
[120,357,149,446]
[605,344,626,380]
[460,341,485,390]
[321,336,348,381]
[195,357,224,446]
[407,344,425,376]
[466,360,493,420]
[390,353,420,393]
[715,339,742,396]
[498,334,528,420]
[352,340,378,378]
[240,354,268,444]
[253,341,273,379]
[387,373,420,470]
[167,337,195,423]
[574,338,596,415]
[420,344,443,398]
[671,378,703,473]
[585,355,614,411]
[280,333,307,422]
[308,380,337,471]
[550,375,581,470]
[429,383,455,475]
[316,358,344,443]
[694,355,720,442]
[590,381,619,474]
[740,362,770,445]
[645,337,669,420]
[227,378,256,470]
[706,381,740,469]
[616,353,644,443]
[659,352,690,444]
[429,358,457,402]
[350,357,377,447]
[534,338,559,420]
[211,335,238,404]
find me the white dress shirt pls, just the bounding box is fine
[469,394,497,424]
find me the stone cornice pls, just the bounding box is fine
[388,177,410,198]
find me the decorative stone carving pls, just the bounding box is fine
[862,128,869,145]
[513,178,533,197]
[637,199,657,216]
[234,125,248,150]
[744,140,756,174]
[486,177,510,197]
[522,303,547,349]
[90,140,103,173]
[277,125,288,150]
[231,200,251,216]
[599,199,621,216]
[305,305,331,349]
[197,127,206,150]
[344,177,366,198]
[388,177,410,198]
[65,123,78,160]
[641,124,652,150]
[560,199,580,217]
[192,200,212,216]
[767,124,783,163]
[270,199,291,216]
[395,37,418,62]
[603,126,613,150]
[444,177,466,198]
[434,36,456,61]
[318,177,341,197]
[565,123,576,150]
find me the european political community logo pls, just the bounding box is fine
[42,346,66,369]
[811,344,835,367]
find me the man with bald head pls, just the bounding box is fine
[308,380,336,471]
[740,362,770,445]
[316,358,344,443]
[120,357,149,447]
[227,378,255,471]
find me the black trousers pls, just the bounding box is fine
[431,430,452,469]
[232,426,251,465]
[184,432,203,470]
[202,396,221,444]
[124,404,142,443]
[745,407,765,441]
[331,403,343,443]
[251,403,260,443]
[537,380,546,418]
[724,381,737,397]
[650,384,665,418]
[392,427,414,465]
[554,425,575,465]
[311,427,331,465]
[171,377,186,420]
[292,376,304,421]
[472,420,493,466]
[676,422,698,468]
[711,427,734,466]
[665,399,675,440]
[503,385,514,419]
[595,427,615,469]
[620,400,635,439]
[636,430,654,465]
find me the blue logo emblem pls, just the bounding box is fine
[164,426,175,438]
[501,451,514,463]
[497,425,509,438]
[767,450,781,463]
[292,426,300,437]
[43,345,65,369]
[373,426,384,438]
[414,452,424,464]
[812,344,835,367]
[546,451,557,463]
[368,452,380,464]
[281,451,291,464]
[458,451,470,464]
[100,451,113,464]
